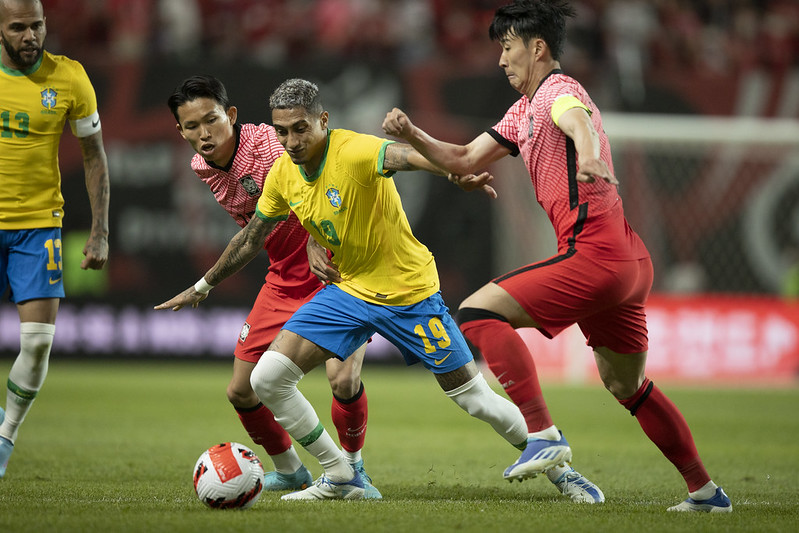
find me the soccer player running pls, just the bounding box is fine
[166,75,378,497]
[157,78,532,501]
[381,0,732,513]
[0,0,110,478]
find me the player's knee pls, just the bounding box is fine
[249,350,301,403]
[446,373,490,419]
[328,372,360,399]
[226,380,257,407]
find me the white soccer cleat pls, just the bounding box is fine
[504,431,572,482]
[668,487,732,513]
[281,472,365,501]
[548,466,605,503]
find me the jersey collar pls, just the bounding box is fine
[206,123,241,173]
[529,68,563,102]
[0,53,44,76]
[298,129,331,183]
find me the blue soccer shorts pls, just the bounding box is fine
[282,284,473,374]
[0,228,65,303]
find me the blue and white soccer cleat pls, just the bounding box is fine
[548,466,605,503]
[352,459,382,499]
[504,431,572,482]
[263,465,314,491]
[0,436,13,479]
[281,471,366,500]
[0,406,11,478]
[667,487,733,513]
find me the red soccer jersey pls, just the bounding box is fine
[191,123,321,297]
[490,71,648,260]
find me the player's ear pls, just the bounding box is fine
[176,123,187,139]
[228,106,238,125]
[320,111,329,129]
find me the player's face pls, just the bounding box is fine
[498,32,536,96]
[271,107,329,171]
[0,0,46,70]
[176,98,238,167]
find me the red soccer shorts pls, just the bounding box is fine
[234,283,320,363]
[495,251,653,354]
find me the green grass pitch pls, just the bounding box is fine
[0,359,797,532]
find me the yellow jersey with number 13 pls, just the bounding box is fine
[0,50,101,229]
[255,128,439,306]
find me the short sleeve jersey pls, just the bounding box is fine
[255,129,439,306]
[0,51,102,229]
[191,123,320,297]
[491,71,648,260]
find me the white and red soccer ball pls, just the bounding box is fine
[193,442,264,509]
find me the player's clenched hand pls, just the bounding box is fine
[576,158,618,185]
[81,234,109,270]
[154,287,209,311]
[382,108,414,140]
[307,238,342,284]
[448,172,498,199]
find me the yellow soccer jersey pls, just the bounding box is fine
[256,129,439,306]
[0,51,101,229]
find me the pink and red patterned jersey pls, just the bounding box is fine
[191,123,321,297]
[490,71,648,260]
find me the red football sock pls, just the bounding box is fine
[331,382,368,453]
[235,403,292,456]
[619,378,711,491]
[460,317,552,433]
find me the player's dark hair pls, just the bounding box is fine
[167,75,230,121]
[269,78,323,115]
[489,0,575,60]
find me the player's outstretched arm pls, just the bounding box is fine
[154,216,277,311]
[382,107,509,176]
[78,131,110,270]
[384,143,497,198]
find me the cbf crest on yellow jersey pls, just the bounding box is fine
[256,129,439,306]
[0,51,102,229]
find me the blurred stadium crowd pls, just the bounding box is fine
[44,1,799,79]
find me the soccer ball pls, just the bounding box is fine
[193,442,265,509]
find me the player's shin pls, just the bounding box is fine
[1,323,55,442]
[250,351,352,481]
[445,372,527,449]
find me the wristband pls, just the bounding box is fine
[194,277,215,294]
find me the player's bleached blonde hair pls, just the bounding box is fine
[269,78,323,114]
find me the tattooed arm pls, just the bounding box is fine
[77,131,110,270]
[154,215,277,311]
[383,142,497,198]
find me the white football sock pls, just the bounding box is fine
[529,425,562,441]
[1,323,55,443]
[445,372,527,448]
[269,446,304,474]
[250,351,351,481]
[689,480,718,500]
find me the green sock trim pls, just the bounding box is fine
[513,439,527,451]
[297,422,324,448]
[7,379,38,401]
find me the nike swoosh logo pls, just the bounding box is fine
[434,353,451,366]
[92,118,100,128]
[289,199,302,207]
[49,276,62,285]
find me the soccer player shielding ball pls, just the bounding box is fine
[382,0,731,513]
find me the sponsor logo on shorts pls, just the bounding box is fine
[434,352,451,366]
[239,322,251,342]
[48,276,62,285]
